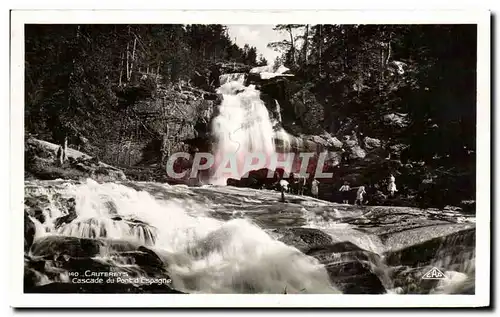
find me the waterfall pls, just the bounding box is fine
[211,73,276,184]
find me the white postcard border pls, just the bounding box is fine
[10,9,491,308]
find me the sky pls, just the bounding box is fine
[226,25,289,65]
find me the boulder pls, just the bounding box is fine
[30,236,104,258]
[26,138,128,182]
[271,227,335,252]
[240,168,281,190]
[54,197,77,229]
[349,146,366,160]
[25,236,174,293]
[383,113,409,128]
[306,241,382,265]
[364,137,382,150]
[324,261,386,294]
[327,136,343,149]
[384,228,475,267]
[342,135,366,160]
[24,212,36,252]
[226,178,243,187]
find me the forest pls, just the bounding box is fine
[24,23,477,207]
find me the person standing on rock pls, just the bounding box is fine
[289,172,297,194]
[355,186,366,206]
[339,181,350,204]
[311,179,320,198]
[279,179,289,203]
[388,174,398,197]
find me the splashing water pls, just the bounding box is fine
[27,179,339,294]
[211,74,276,184]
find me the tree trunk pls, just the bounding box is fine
[126,42,130,81]
[288,27,295,65]
[119,53,124,86]
[303,24,309,65]
[129,37,137,80]
[319,25,322,76]
[56,135,68,166]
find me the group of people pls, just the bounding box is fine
[278,173,321,202]
[277,172,398,206]
[339,174,398,205]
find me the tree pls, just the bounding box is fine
[268,24,304,68]
[25,24,265,165]
[257,54,268,66]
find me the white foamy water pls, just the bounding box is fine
[28,179,338,294]
[211,73,276,185]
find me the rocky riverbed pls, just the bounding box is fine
[24,179,475,294]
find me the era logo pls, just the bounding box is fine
[422,267,448,280]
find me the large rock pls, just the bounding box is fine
[342,134,366,160]
[54,198,77,229]
[270,227,335,252]
[384,228,475,268]
[324,261,387,294]
[26,138,127,182]
[30,236,104,258]
[25,235,174,293]
[383,113,409,128]
[235,168,282,190]
[364,136,382,150]
[24,212,36,252]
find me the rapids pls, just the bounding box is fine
[25,179,475,294]
[25,180,339,294]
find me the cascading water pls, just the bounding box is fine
[211,73,276,184]
[25,179,339,294]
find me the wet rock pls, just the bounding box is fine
[325,261,386,294]
[390,266,441,294]
[54,198,77,229]
[238,168,281,190]
[305,241,387,294]
[385,228,475,267]
[117,246,167,277]
[24,195,50,224]
[24,267,39,292]
[203,92,223,102]
[306,242,382,265]
[30,236,104,258]
[226,178,242,187]
[24,212,36,252]
[25,236,173,293]
[271,227,335,252]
